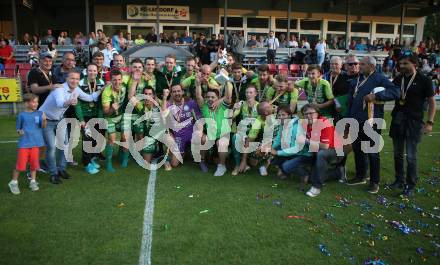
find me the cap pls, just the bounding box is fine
[40,51,53,59]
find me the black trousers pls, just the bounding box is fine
[81,117,105,166]
[352,122,382,184]
[266,49,276,64]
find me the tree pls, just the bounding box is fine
[424,12,440,41]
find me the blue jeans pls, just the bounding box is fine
[280,155,314,177]
[317,52,325,66]
[310,149,345,188]
[393,134,418,188]
[43,120,67,175]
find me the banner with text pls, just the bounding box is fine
[127,5,190,20]
[0,78,22,102]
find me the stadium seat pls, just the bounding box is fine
[278,64,288,76]
[268,64,277,75]
[4,63,17,77]
[289,64,300,77]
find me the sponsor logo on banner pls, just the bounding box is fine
[127,5,190,20]
[0,78,22,102]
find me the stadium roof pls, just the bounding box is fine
[2,1,439,18]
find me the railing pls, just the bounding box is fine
[13,45,90,64]
[241,47,389,67]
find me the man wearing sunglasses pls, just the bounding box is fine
[344,54,360,83]
[388,52,436,197]
[346,56,400,194]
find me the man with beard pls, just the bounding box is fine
[181,64,219,99]
[195,73,233,176]
[388,52,436,197]
[165,84,201,170]
[154,54,184,98]
[250,64,274,102]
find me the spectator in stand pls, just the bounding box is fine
[207,34,220,63]
[73,41,87,69]
[315,39,327,66]
[355,38,367,51]
[384,40,392,52]
[278,34,288,48]
[161,32,170,43]
[134,34,146,45]
[288,35,299,48]
[28,44,40,66]
[421,59,432,75]
[0,39,14,65]
[58,32,66,45]
[218,34,225,49]
[46,42,57,60]
[8,34,17,46]
[170,32,180,44]
[102,42,118,68]
[194,33,209,64]
[302,37,311,49]
[418,41,427,55]
[97,29,108,44]
[230,31,245,64]
[369,40,378,51]
[246,35,257,48]
[126,32,133,46]
[41,29,55,45]
[376,39,385,51]
[112,31,127,53]
[32,35,40,46]
[179,30,193,44]
[349,39,356,50]
[145,27,157,43]
[22,33,32,45]
[265,31,279,64]
[409,40,418,53]
[256,35,265,48]
[327,38,338,49]
[64,32,72,45]
[87,31,97,46]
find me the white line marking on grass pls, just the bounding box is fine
[0,140,18,144]
[139,162,158,265]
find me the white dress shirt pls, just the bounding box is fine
[39,82,100,120]
[265,37,280,50]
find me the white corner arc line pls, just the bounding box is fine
[139,162,158,265]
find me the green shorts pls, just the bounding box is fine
[130,113,144,135]
[141,134,158,154]
[106,115,132,134]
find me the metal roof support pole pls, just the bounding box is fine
[399,1,406,46]
[224,0,228,46]
[345,0,350,50]
[156,0,160,43]
[287,0,292,41]
[85,0,90,34]
[11,0,18,39]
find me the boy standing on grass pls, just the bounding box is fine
[9,93,47,195]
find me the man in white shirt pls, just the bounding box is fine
[315,39,327,66]
[39,70,101,184]
[102,42,118,68]
[264,31,279,64]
